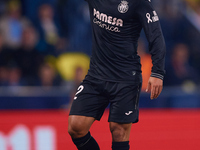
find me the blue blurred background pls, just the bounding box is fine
[0,0,200,110]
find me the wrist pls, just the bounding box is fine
[150,72,164,80]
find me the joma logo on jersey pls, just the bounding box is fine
[93,8,123,27]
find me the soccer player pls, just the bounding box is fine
[68,0,166,149]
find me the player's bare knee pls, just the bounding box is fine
[110,122,132,142]
[112,129,126,141]
[68,123,87,138]
[110,124,126,141]
[68,117,85,138]
[68,116,95,138]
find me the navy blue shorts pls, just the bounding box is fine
[69,75,142,123]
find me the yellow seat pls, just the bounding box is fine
[56,53,90,81]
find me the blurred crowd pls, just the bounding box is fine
[0,0,200,92]
[0,0,90,97]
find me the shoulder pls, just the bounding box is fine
[137,0,152,7]
[135,0,155,13]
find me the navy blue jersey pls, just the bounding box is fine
[85,0,166,83]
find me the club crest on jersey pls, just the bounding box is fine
[118,0,129,13]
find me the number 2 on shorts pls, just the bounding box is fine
[74,85,84,100]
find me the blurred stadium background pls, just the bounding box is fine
[0,0,200,149]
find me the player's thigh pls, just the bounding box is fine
[68,115,95,138]
[109,122,132,142]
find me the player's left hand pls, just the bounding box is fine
[146,77,163,100]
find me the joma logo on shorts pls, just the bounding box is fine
[125,111,133,115]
